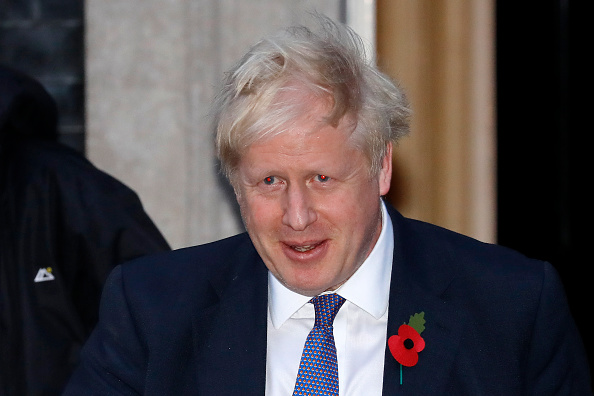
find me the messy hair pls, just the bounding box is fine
[214,15,411,181]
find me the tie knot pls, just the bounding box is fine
[310,294,345,328]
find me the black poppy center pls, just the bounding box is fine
[403,338,414,350]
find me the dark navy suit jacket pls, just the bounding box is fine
[63,204,592,395]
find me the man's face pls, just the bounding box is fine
[234,98,392,297]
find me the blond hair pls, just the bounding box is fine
[214,15,411,181]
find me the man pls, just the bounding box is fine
[0,65,171,395]
[63,16,591,395]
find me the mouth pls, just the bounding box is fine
[282,239,328,258]
[290,242,323,252]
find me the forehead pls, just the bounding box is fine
[238,114,366,177]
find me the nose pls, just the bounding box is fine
[282,183,317,231]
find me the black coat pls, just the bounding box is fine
[0,65,171,395]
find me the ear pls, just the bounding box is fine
[378,142,393,196]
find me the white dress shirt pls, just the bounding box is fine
[265,201,394,395]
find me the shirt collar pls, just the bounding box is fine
[268,201,394,328]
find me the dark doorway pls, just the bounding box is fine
[497,0,592,376]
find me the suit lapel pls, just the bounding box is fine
[191,241,269,395]
[187,206,467,395]
[382,206,467,395]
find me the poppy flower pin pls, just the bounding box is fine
[388,312,426,384]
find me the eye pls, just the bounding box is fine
[263,176,276,185]
[316,174,330,182]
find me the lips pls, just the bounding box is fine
[281,240,328,260]
[291,242,322,252]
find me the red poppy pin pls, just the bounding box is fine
[388,312,426,384]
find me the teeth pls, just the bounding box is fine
[292,244,316,252]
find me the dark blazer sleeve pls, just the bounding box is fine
[383,206,592,395]
[526,262,591,394]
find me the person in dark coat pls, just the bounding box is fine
[0,65,171,395]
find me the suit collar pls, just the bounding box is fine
[191,235,269,395]
[383,204,467,394]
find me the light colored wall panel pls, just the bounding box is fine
[377,0,496,242]
[85,0,340,248]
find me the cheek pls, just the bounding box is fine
[317,193,365,235]
[329,182,379,216]
[339,186,381,232]
[239,196,278,232]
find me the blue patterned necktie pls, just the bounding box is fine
[293,293,346,396]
